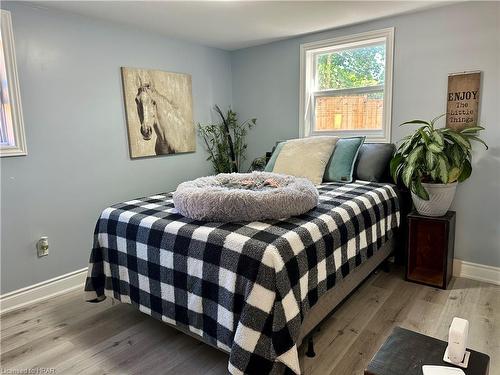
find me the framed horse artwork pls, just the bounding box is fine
[121,67,196,158]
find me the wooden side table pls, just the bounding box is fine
[365,327,490,375]
[407,211,456,289]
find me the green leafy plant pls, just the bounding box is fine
[198,105,256,173]
[390,114,487,200]
[317,45,385,90]
[248,155,268,172]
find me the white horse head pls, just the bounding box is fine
[134,73,156,141]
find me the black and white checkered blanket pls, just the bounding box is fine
[85,181,400,374]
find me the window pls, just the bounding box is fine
[1,10,26,157]
[300,28,394,142]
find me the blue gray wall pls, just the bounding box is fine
[1,2,499,294]
[0,2,232,293]
[232,2,500,267]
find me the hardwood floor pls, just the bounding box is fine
[1,268,498,375]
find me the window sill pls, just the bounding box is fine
[306,130,391,143]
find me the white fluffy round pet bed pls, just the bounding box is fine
[173,172,318,222]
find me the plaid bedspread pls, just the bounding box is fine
[85,181,400,374]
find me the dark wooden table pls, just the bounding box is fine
[365,327,490,375]
[407,211,456,289]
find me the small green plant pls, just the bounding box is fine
[198,105,256,173]
[248,155,268,172]
[390,114,487,200]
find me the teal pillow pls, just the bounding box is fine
[264,142,285,172]
[323,137,365,182]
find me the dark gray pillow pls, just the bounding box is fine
[354,143,396,182]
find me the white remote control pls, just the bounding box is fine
[422,365,466,375]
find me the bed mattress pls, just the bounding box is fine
[84,181,400,375]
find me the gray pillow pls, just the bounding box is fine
[354,143,396,182]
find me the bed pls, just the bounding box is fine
[84,180,400,375]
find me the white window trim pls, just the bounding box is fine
[1,10,27,157]
[299,27,394,143]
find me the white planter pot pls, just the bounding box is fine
[411,182,458,217]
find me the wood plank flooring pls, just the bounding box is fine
[1,268,498,375]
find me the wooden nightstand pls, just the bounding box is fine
[406,211,456,289]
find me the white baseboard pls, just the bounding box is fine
[453,259,500,286]
[1,259,498,315]
[0,267,88,314]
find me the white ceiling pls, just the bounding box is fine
[36,1,452,50]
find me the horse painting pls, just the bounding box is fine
[121,68,195,158]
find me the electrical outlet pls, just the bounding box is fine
[37,237,49,257]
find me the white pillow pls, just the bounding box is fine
[272,136,339,184]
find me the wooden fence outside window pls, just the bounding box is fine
[315,95,383,131]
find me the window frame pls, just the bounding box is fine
[1,10,27,157]
[299,28,394,143]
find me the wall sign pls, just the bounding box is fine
[446,71,481,131]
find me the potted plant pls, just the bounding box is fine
[198,105,256,174]
[390,114,487,216]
